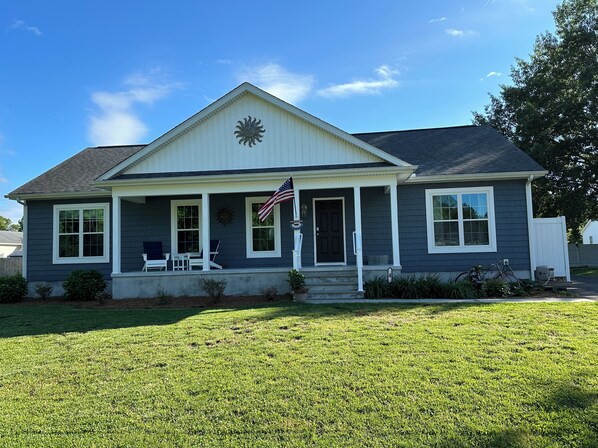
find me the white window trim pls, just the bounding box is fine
[245,196,281,258]
[52,203,110,264]
[171,199,202,256]
[425,186,497,254]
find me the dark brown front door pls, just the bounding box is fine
[315,199,345,263]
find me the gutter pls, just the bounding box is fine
[525,175,536,280]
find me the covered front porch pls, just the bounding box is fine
[108,173,404,299]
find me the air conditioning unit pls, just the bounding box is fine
[535,265,554,281]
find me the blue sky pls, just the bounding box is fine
[1,0,560,222]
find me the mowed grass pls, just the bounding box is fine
[0,302,597,447]
[571,266,598,277]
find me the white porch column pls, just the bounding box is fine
[201,193,210,271]
[389,185,401,268]
[353,186,364,292]
[292,187,302,270]
[112,195,121,275]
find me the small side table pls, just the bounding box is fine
[172,254,189,271]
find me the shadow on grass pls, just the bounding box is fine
[0,300,490,338]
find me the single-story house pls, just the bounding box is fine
[0,231,23,258]
[6,83,547,300]
[581,221,598,244]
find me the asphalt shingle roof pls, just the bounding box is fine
[354,125,545,176]
[7,125,545,198]
[8,145,145,197]
[0,231,23,245]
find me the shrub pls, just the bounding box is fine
[443,281,477,299]
[96,291,111,306]
[200,278,227,301]
[482,278,511,298]
[287,269,306,292]
[262,287,278,301]
[63,270,107,301]
[414,274,444,298]
[389,276,420,299]
[155,287,171,305]
[0,274,27,303]
[510,279,535,297]
[34,282,54,301]
[364,276,390,299]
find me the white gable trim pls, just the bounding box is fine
[98,83,412,181]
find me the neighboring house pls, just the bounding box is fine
[581,221,598,244]
[6,83,547,299]
[0,231,23,258]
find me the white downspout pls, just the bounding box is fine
[525,175,536,280]
[17,199,27,279]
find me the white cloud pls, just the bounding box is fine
[317,65,400,98]
[88,72,181,146]
[7,19,42,36]
[429,17,447,23]
[240,63,314,103]
[486,71,502,78]
[445,28,478,37]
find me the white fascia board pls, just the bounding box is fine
[98,83,413,181]
[405,170,548,184]
[109,173,404,198]
[5,191,111,201]
[98,165,414,189]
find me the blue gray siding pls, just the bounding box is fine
[25,180,530,283]
[397,180,530,273]
[26,198,113,282]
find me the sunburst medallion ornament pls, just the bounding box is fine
[234,116,265,147]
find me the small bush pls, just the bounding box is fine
[287,269,306,292]
[414,274,444,298]
[482,278,511,298]
[443,281,477,299]
[364,276,390,299]
[262,287,278,301]
[34,282,54,301]
[0,274,27,303]
[63,270,106,301]
[200,278,227,301]
[390,276,420,299]
[155,287,171,305]
[96,291,112,306]
[510,279,535,297]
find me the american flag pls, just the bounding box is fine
[258,177,294,221]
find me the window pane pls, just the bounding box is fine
[462,194,488,219]
[59,210,79,234]
[253,228,275,251]
[177,206,199,230]
[177,230,199,253]
[433,195,458,220]
[433,222,460,246]
[83,234,104,257]
[83,208,104,233]
[464,220,489,246]
[59,234,79,257]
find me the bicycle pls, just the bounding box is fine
[455,259,521,288]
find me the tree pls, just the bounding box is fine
[0,216,22,232]
[473,0,598,241]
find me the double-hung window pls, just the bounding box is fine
[53,203,110,263]
[171,200,201,255]
[245,196,281,258]
[425,187,496,253]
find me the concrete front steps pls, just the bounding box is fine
[300,268,364,302]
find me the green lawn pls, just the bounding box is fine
[1,302,597,447]
[571,266,598,277]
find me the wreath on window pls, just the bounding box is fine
[216,207,234,226]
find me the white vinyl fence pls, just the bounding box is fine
[533,217,570,281]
